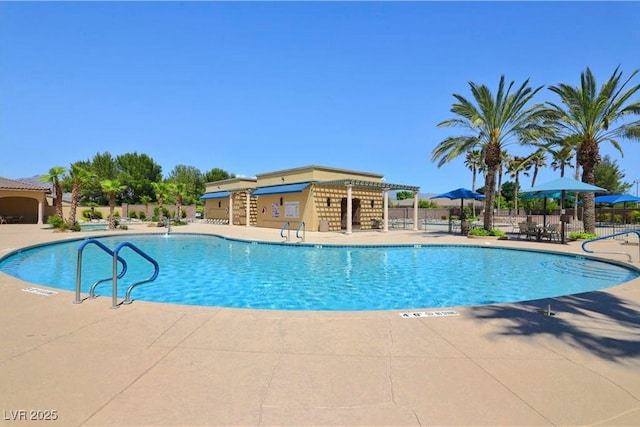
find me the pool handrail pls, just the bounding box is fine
[296,221,305,242]
[280,221,290,241]
[75,238,127,304]
[581,229,640,263]
[112,241,160,308]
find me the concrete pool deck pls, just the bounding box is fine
[1,222,639,426]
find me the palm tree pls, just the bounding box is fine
[67,164,94,225]
[496,150,509,209]
[506,156,531,214]
[152,182,171,221]
[545,136,576,178]
[100,179,125,229]
[545,66,640,233]
[528,150,546,188]
[432,76,546,230]
[40,166,67,219]
[464,150,483,191]
[140,195,152,219]
[171,183,187,222]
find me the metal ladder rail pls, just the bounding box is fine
[296,221,305,242]
[581,230,640,263]
[280,221,290,241]
[75,238,128,304]
[110,241,160,308]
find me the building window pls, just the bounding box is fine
[218,201,221,208]
[371,200,374,208]
[327,197,331,207]
[279,197,283,206]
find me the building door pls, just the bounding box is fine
[340,198,361,230]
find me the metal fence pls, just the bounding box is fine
[385,207,640,243]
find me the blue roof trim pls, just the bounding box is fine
[200,191,230,200]
[253,182,311,196]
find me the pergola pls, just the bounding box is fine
[319,179,421,234]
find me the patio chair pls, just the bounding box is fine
[541,223,561,242]
[517,222,533,240]
[0,216,6,224]
[526,222,540,240]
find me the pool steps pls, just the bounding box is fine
[75,238,159,309]
[582,230,640,263]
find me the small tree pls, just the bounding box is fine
[40,166,67,219]
[100,179,126,229]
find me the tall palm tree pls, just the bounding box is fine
[67,164,94,225]
[545,136,576,178]
[140,195,152,219]
[464,149,483,191]
[171,183,187,221]
[100,179,125,229]
[432,75,546,230]
[545,66,640,233]
[152,182,171,221]
[40,166,67,219]
[496,150,509,209]
[506,156,531,214]
[528,150,546,188]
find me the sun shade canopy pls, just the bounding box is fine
[594,194,640,204]
[431,188,485,200]
[200,191,230,200]
[252,182,311,196]
[521,177,606,195]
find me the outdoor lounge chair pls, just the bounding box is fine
[541,223,561,242]
[0,216,6,224]
[517,222,530,239]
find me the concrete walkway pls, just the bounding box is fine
[1,222,639,426]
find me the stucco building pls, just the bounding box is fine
[0,177,52,224]
[200,165,420,233]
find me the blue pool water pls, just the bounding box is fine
[1,234,637,311]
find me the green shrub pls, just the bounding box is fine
[119,224,128,230]
[139,211,147,220]
[631,211,640,223]
[129,211,138,219]
[47,215,65,229]
[82,209,103,220]
[69,222,81,232]
[468,228,505,237]
[568,232,597,240]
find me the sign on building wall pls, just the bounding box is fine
[284,201,300,218]
[271,203,280,218]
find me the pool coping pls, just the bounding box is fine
[2,222,640,426]
[3,231,639,312]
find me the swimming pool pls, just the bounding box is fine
[1,234,637,311]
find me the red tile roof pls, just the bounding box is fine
[0,177,51,192]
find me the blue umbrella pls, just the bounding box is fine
[431,188,486,201]
[431,188,485,222]
[521,176,606,195]
[521,177,607,243]
[594,194,640,204]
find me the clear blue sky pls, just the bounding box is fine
[2,1,639,195]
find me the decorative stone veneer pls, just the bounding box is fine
[313,186,383,231]
[232,193,258,225]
